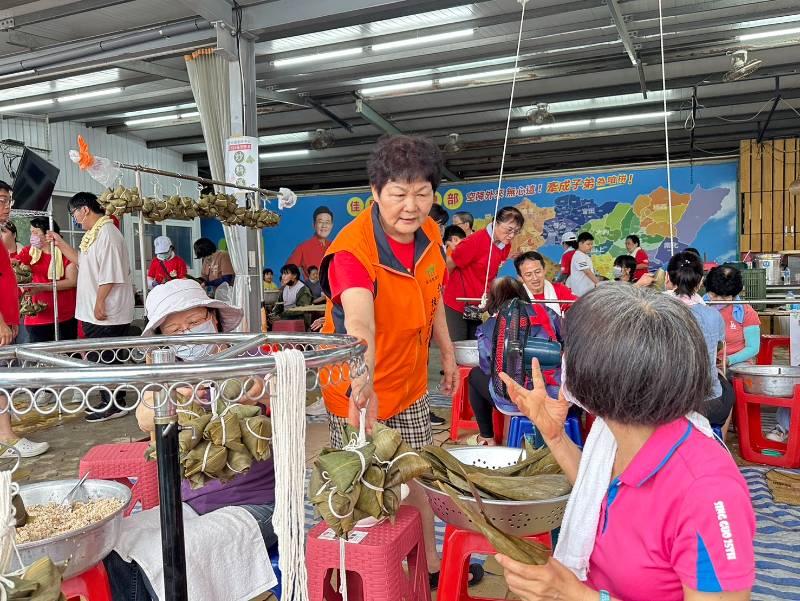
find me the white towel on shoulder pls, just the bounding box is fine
[553,400,714,580]
[523,280,562,316]
[113,504,276,601]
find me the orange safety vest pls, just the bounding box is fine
[320,203,446,420]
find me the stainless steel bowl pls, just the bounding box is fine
[730,365,800,398]
[263,289,281,305]
[453,340,479,367]
[416,446,569,536]
[13,479,132,579]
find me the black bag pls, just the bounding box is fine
[460,271,483,321]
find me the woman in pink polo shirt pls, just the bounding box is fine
[498,284,755,601]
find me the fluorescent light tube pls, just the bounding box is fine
[259,150,310,159]
[125,114,179,126]
[123,103,196,118]
[0,99,54,112]
[739,26,800,41]
[519,119,591,133]
[259,132,310,145]
[0,70,35,80]
[180,111,200,118]
[595,111,672,124]
[273,47,362,67]
[438,68,519,85]
[57,87,122,102]
[372,29,474,52]
[359,79,433,96]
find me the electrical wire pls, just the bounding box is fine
[481,0,528,303]
[657,0,675,256]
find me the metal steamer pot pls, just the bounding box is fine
[730,365,800,398]
[13,479,132,579]
[755,254,783,285]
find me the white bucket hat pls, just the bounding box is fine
[142,279,243,337]
[154,235,172,254]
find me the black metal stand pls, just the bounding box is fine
[155,422,188,601]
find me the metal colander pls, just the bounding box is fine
[416,446,569,536]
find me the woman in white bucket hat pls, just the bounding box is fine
[104,278,278,601]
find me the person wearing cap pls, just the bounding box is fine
[287,205,334,278]
[104,278,277,601]
[147,235,188,289]
[0,180,49,458]
[556,231,578,283]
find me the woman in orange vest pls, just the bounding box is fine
[320,135,466,588]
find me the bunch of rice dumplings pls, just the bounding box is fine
[418,441,571,565]
[309,423,431,538]
[147,399,272,489]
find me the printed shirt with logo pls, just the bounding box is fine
[147,255,188,285]
[586,418,755,600]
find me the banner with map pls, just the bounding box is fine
[201,160,738,278]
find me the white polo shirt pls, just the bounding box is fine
[566,249,595,296]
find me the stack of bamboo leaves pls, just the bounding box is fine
[418,442,571,565]
[309,423,431,538]
[147,399,272,489]
[766,469,800,505]
[2,557,65,601]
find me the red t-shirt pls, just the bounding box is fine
[287,236,331,278]
[444,229,510,312]
[560,250,576,277]
[16,247,76,325]
[532,282,577,314]
[633,247,650,280]
[0,245,19,327]
[718,304,761,360]
[147,255,188,285]
[327,237,415,303]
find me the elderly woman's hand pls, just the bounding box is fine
[499,359,569,444]
[496,555,597,601]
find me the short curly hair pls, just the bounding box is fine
[705,265,743,297]
[367,135,443,194]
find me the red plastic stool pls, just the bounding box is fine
[272,319,306,333]
[757,335,790,365]
[62,562,112,601]
[449,365,504,444]
[438,525,552,601]
[733,378,800,468]
[306,505,430,601]
[79,442,159,515]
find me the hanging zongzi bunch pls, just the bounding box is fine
[309,423,431,538]
[146,399,272,489]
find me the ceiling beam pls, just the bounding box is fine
[176,0,234,29]
[243,0,495,37]
[0,0,135,28]
[606,0,648,98]
[255,87,354,132]
[356,99,461,181]
[122,60,190,83]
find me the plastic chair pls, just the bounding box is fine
[62,562,112,601]
[507,414,583,449]
[272,319,306,333]
[437,525,551,601]
[449,365,504,443]
[757,335,790,365]
[733,378,800,468]
[79,442,160,516]
[306,506,430,601]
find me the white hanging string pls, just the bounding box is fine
[271,350,309,601]
[657,0,675,256]
[480,0,529,304]
[0,469,23,601]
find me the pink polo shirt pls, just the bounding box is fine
[587,418,755,599]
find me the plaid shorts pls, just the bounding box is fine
[328,393,434,450]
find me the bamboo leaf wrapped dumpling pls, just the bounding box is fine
[317,443,375,493]
[384,442,431,488]
[183,440,228,479]
[355,465,385,519]
[371,422,402,462]
[205,409,242,449]
[241,415,272,461]
[179,413,211,454]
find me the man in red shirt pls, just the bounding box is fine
[515,251,576,317]
[147,235,188,288]
[0,181,49,458]
[556,231,578,283]
[626,234,650,280]
[286,206,333,278]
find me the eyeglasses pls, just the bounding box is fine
[0,197,11,207]
[162,310,211,335]
[497,223,522,236]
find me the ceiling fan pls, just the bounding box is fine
[723,50,762,82]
